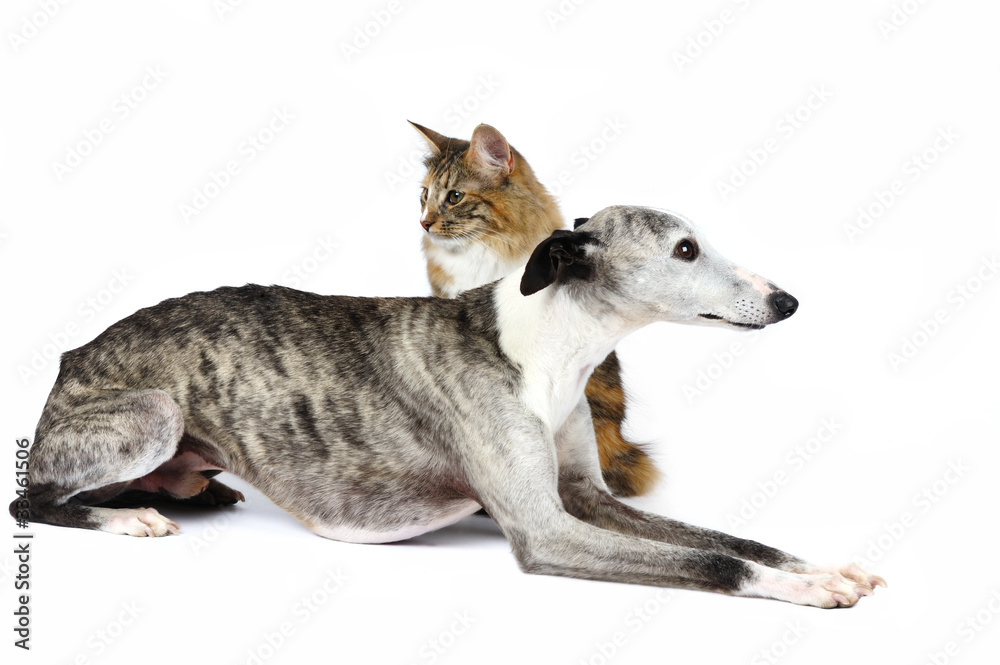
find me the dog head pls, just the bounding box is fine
[520,205,797,329]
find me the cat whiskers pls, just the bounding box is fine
[461,223,520,250]
[454,229,514,258]
[453,230,494,255]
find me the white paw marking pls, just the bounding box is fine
[800,562,888,592]
[103,508,180,537]
[745,562,886,608]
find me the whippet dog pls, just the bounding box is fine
[12,205,884,607]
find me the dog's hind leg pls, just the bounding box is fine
[12,389,186,536]
[117,433,239,505]
[177,477,245,506]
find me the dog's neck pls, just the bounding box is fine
[492,274,630,431]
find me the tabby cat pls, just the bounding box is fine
[409,121,660,497]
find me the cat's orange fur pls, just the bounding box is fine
[411,121,660,497]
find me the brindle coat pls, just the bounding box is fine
[12,206,885,607]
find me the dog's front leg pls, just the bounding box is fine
[547,399,886,604]
[552,399,808,569]
[557,473,884,596]
[467,413,877,607]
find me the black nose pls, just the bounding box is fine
[768,291,798,318]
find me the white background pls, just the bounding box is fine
[2,1,999,664]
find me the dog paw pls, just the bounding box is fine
[798,571,876,608]
[103,507,180,537]
[796,562,887,592]
[745,566,884,608]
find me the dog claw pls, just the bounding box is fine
[807,563,887,595]
[760,561,888,608]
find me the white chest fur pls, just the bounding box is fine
[494,276,622,433]
[424,237,521,298]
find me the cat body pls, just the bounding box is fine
[410,122,659,496]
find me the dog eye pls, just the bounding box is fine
[420,187,428,204]
[447,190,464,204]
[673,239,698,261]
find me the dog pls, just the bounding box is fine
[12,205,884,607]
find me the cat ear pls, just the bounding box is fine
[573,217,589,229]
[467,124,514,182]
[520,230,597,296]
[408,120,451,154]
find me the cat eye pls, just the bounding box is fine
[447,190,464,205]
[673,239,698,261]
[420,187,428,204]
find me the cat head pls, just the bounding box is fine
[409,122,562,261]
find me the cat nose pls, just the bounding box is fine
[420,219,434,232]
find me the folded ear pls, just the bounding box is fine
[573,217,589,229]
[408,120,451,154]
[520,230,597,296]
[466,124,514,183]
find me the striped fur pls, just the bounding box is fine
[9,205,885,607]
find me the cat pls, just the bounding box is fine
[409,121,659,497]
